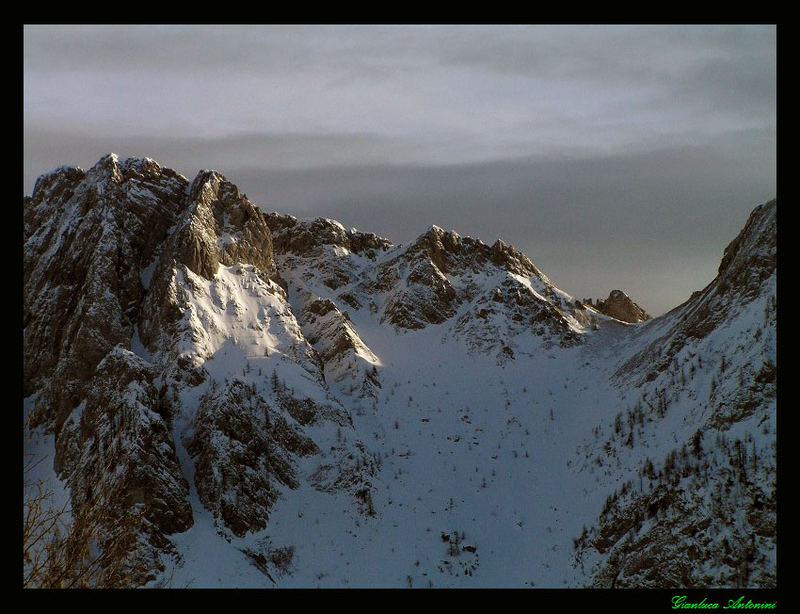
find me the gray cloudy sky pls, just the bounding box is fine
[23,25,776,315]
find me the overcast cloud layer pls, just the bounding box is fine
[23,25,776,315]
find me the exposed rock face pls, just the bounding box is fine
[23,156,197,582]
[22,156,287,580]
[54,346,193,585]
[175,171,275,280]
[266,213,390,257]
[489,238,544,278]
[24,154,187,427]
[592,290,650,323]
[186,380,318,538]
[717,200,776,296]
[381,256,460,329]
[374,226,582,339]
[300,298,381,396]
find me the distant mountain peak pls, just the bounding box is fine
[588,290,650,323]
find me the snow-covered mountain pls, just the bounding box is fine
[23,154,776,588]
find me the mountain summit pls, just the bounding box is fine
[588,289,650,323]
[23,156,776,588]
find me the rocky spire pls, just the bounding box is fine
[173,170,276,279]
[593,289,651,323]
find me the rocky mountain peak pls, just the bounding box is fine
[489,238,544,279]
[266,213,391,257]
[420,223,460,247]
[405,225,462,272]
[84,152,177,187]
[23,154,189,415]
[590,290,650,323]
[85,152,123,183]
[28,165,86,203]
[188,168,225,200]
[615,198,776,386]
[716,199,776,301]
[120,156,187,185]
[406,227,544,281]
[173,169,275,280]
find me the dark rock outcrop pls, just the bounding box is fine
[266,213,390,257]
[453,276,581,360]
[23,154,287,583]
[593,290,650,323]
[382,258,460,329]
[376,226,558,331]
[174,171,275,280]
[24,154,188,429]
[186,380,318,538]
[54,346,193,584]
